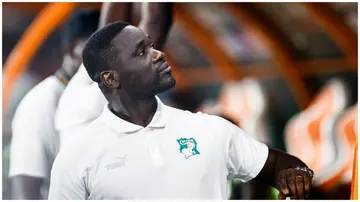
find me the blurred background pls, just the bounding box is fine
[2,2,358,200]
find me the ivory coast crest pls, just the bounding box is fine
[176,137,200,159]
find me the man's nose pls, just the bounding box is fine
[152,49,166,62]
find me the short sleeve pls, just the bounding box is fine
[48,149,88,200]
[225,121,269,182]
[9,96,49,178]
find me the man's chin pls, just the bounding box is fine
[157,77,176,94]
[168,76,176,88]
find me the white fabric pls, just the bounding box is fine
[9,76,64,178]
[49,97,268,200]
[9,76,65,198]
[55,65,107,147]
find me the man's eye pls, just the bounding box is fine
[138,49,145,56]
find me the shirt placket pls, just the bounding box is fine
[145,128,164,167]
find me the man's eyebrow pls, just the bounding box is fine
[135,39,145,51]
[146,35,154,44]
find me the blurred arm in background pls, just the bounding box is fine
[138,2,173,51]
[98,2,132,28]
[99,2,173,50]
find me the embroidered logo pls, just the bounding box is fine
[177,138,200,159]
[105,154,127,170]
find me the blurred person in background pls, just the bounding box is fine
[49,21,314,200]
[8,10,100,199]
[55,3,173,148]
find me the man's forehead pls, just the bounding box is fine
[111,26,149,47]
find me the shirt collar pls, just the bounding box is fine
[99,96,167,133]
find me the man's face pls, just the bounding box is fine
[106,25,176,97]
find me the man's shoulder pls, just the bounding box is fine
[165,106,227,126]
[56,120,111,168]
[57,128,96,163]
[60,119,109,150]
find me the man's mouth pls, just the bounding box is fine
[158,62,172,73]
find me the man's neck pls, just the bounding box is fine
[108,91,158,127]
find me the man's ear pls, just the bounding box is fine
[100,70,121,89]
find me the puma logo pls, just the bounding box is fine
[105,154,127,171]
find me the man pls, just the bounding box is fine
[55,3,173,148]
[49,22,314,200]
[54,3,132,148]
[8,10,100,199]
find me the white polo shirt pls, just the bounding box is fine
[55,65,107,147]
[49,97,268,200]
[9,76,65,198]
